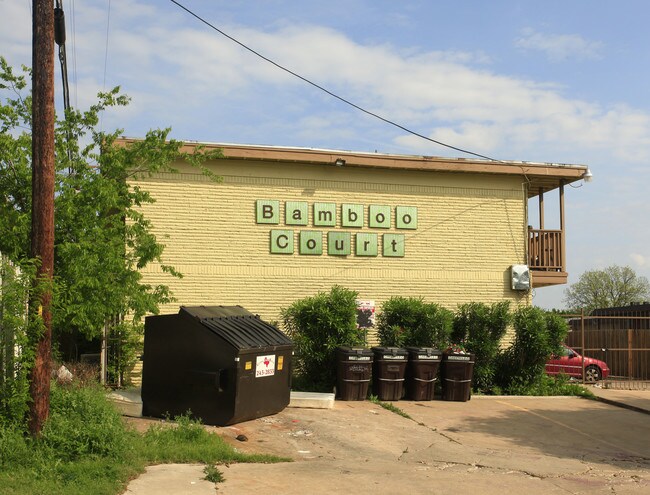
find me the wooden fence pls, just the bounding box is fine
[566,313,650,390]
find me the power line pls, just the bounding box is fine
[169,0,501,162]
[54,0,70,112]
[69,0,78,108]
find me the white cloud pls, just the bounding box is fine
[631,254,649,268]
[2,1,649,167]
[515,28,604,62]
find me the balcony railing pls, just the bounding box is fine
[528,229,564,271]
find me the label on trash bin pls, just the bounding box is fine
[348,356,371,361]
[447,355,471,361]
[382,355,406,360]
[349,365,368,372]
[418,355,441,360]
[255,355,276,377]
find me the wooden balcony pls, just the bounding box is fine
[528,229,568,287]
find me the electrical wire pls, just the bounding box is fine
[54,0,70,113]
[69,0,78,108]
[54,0,73,165]
[169,0,501,162]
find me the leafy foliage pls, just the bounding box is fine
[0,56,222,390]
[41,383,129,460]
[564,265,650,313]
[451,301,511,393]
[0,257,45,427]
[504,373,594,398]
[496,306,568,392]
[0,383,286,495]
[282,286,364,392]
[376,296,453,348]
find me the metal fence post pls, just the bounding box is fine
[581,308,585,384]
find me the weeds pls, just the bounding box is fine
[203,464,225,483]
[369,395,412,419]
[0,382,287,495]
[506,374,594,398]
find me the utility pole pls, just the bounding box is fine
[28,0,56,437]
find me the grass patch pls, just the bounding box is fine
[0,383,287,495]
[203,464,225,483]
[504,374,595,398]
[369,395,412,419]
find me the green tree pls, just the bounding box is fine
[376,296,453,349]
[496,307,568,392]
[451,301,511,393]
[563,265,650,313]
[282,286,363,392]
[0,57,221,395]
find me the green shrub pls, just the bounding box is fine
[377,297,453,348]
[496,307,568,393]
[0,258,44,428]
[506,373,594,397]
[452,301,511,393]
[0,388,287,495]
[0,424,34,469]
[282,286,363,392]
[41,383,129,460]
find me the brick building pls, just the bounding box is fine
[124,139,589,337]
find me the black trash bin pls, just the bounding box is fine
[371,347,408,401]
[441,351,475,402]
[142,306,293,426]
[336,347,373,401]
[405,347,442,401]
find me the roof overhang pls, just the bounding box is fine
[118,138,590,198]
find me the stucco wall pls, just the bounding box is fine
[133,158,531,333]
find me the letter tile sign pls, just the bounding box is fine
[257,200,417,258]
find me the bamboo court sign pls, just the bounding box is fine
[255,200,417,257]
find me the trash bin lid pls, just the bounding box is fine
[180,306,293,350]
[405,347,442,359]
[337,347,373,360]
[371,347,409,359]
[337,346,373,355]
[442,352,474,362]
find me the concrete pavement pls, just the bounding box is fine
[122,390,650,495]
[590,385,650,415]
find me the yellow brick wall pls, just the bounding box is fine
[132,158,531,344]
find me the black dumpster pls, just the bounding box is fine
[441,351,475,402]
[141,306,293,426]
[336,347,373,401]
[371,347,408,401]
[405,347,442,401]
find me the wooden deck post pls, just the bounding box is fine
[560,181,566,272]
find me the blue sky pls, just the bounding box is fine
[2,0,649,309]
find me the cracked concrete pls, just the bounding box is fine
[214,397,649,494]
[123,395,649,494]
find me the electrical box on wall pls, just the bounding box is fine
[511,265,530,290]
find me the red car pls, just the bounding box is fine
[545,345,610,382]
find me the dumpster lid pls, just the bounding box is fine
[180,306,292,350]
